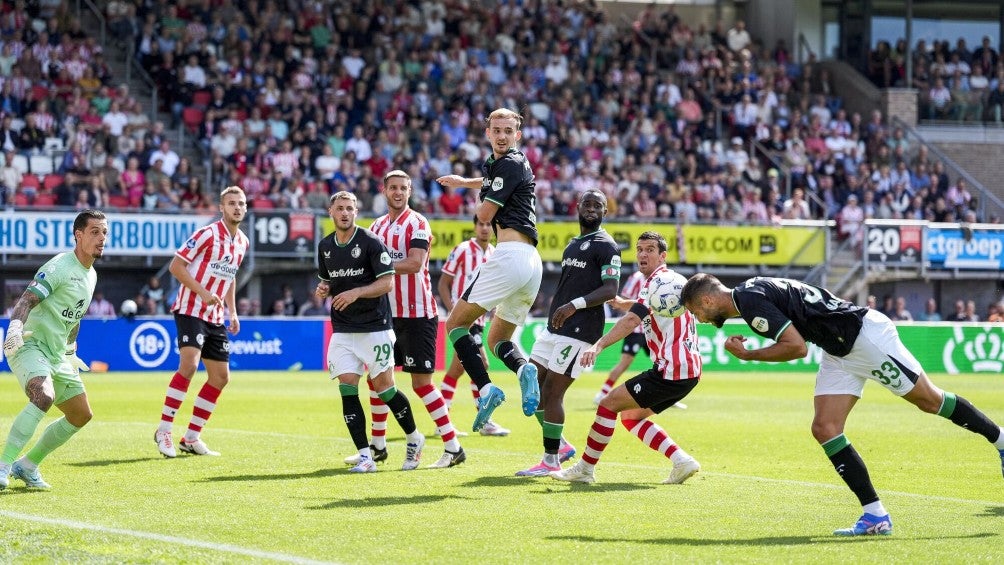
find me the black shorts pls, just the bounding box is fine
[393,316,438,374]
[174,313,230,362]
[620,333,649,357]
[625,367,699,414]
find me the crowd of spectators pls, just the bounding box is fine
[868,35,1004,124]
[866,294,1004,322]
[0,0,993,234]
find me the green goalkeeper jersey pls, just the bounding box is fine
[23,252,97,363]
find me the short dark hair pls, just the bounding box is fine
[73,209,106,234]
[680,273,723,307]
[637,230,667,253]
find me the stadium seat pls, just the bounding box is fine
[33,193,56,206]
[11,154,28,174]
[182,107,204,136]
[20,174,40,191]
[31,84,49,100]
[107,194,130,208]
[43,174,64,192]
[251,196,275,209]
[191,90,212,109]
[13,192,30,206]
[44,137,65,152]
[29,154,54,176]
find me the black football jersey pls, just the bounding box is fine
[731,277,867,356]
[316,227,395,332]
[480,149,538,245]
[548,229,621,342]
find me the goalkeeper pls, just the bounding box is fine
[1,209,107,491]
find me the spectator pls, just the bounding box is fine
[140,276,166,315]
[782,187,812,220]
[986,303,1004,322]
[918,298,943,321]
[727,20,751,52]
[837,194,864,246]
[889,296,914,321]
[87,290,117,318]
[964,299,980,321]
[298,294,328,316]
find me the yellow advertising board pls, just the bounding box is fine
[319,218,825,266]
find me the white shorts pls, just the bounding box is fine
[464,241,542,326]
[326,329,396,380]
[529,329,592,379]
[815,309,923,398]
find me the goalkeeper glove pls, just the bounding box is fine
[3,320,24,358]
[65,343,90,373]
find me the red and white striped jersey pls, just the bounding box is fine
[370,208,438,318]
[442,238,494,326]
[171,220,249,325]
[637,265,702,381]
[621,270,645,335]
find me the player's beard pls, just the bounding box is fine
[711,314,728,328]
[579,215,601,232]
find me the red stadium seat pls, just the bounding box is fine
[107,194,130,208]
[20,173,40,191]
[251,196,275,209]
[191,90,212,109]
[33,193,56,206]
[182,107,204,136]
[13,192,30,206]
[43,174,64,192]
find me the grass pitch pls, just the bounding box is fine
[0,369,1001,564]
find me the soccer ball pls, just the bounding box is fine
[120,299,138,316]
[646,272,686,318]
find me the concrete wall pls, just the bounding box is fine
[745,0,822,64]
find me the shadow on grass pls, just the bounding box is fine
[539,482,657,493]
[306,493,475,510]
[67,457,154,468]
[198,468,343,482]
[458,475,537,488]
[978,505,1004,517]
[547,532,996,546]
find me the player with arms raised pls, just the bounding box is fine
[438,107,543,432]
[551,231,702,485]
[154,186,249,457]
[319,191,425,472]
[2,209,107,490]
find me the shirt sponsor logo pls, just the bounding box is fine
[414,229,430,241]
[328,268,365,277]
[561,258,587,269]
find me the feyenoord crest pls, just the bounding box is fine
[351,245,361,258]
[579,241,591,251]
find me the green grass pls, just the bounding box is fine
[0,369,1002,564]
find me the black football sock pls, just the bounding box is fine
[822,434,879,506]
[339,384,369,450]
[494,340,526,374]
[449,327,492,389]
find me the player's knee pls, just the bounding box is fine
[67,410,92,427]
[31,395,54,413]
[810,419,842,443]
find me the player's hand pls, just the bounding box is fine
[579,343,601,367]
[201,292,222,307]
[228,314,240,335]
[3,320,24,358]
[607,295,633,312]
[66,352,90,373]
[315,281,330,298]
[436,174,466,189]
[724,335,748,359]
[331,289,358,311]
[550,303,576,329]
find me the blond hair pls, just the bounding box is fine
[486,108,524,129]
[220,185,245,202]
[383,169,411,185]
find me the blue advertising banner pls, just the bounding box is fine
[0,211,215,255]
[1,318,326,372]
[926,225,1004,269]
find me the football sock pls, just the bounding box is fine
[367,380,388,450]
[582,405,617,466]
[534,410,544,426]
[996,428,1004,450]
[25,417,80,465]
[543,420,563,455]
[938,392,1002,443]
[600,376,617,396]
[379,386,417,436]
[621,418,680,460]
[339,384,369,450]
[440,374,459,407]
[449,328,491,388]
[494,340,526,374]
[1,403,45,464]
[863,501,888,516]
[470,381,480,401]
[184,383,221,442]
[415,384,460,451]
[822,434,879,506]
[159,372,191,432]
[357,446,373,461]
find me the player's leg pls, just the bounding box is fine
[370,369,427,470]
[15,377,92,490]
[365,379,389,451]
[338,372,376,473]
[155,315,203,458]
[440,353,464,408]
[445,299,490,389]
[597,350,634,404]
[1,354,56,490]
[179,322,231,456]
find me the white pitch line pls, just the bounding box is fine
[0,510,339,565]
[91,420,1004,507]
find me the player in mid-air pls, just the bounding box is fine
[1,209,107,490]
[516,189,620,477]
[319,191,425,472]
[154,185,248,458]
[437,107,543,432]
[680,273,1004,536]
[437,215,509,437]
[550,231,702,485]
[356,170,465,468]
